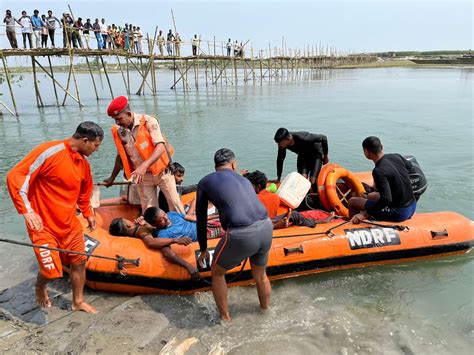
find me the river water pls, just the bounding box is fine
[0,66,472,353]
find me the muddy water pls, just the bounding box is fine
[0,66,472,353]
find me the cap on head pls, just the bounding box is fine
[107,96,129,117]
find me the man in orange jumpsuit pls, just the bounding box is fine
[6,121,103,313]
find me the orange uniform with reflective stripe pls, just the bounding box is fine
[6,139,93,278]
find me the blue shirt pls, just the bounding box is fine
[31,15,44,30]
[152,212,197,241]
[196,169,268,251]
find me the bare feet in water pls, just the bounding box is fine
[72,301,98,314]
[35,284,52,308]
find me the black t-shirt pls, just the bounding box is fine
[366,154,415,215]
[196,169,268,251]
[277,131,328,179]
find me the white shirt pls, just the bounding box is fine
[20,17,32,33]
[100,23,107,34]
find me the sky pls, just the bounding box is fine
[1,0,472,53]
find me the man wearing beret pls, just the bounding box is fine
[104,96,185,214]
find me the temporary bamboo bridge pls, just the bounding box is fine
[0,43,376,117]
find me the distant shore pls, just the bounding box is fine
[335,59,473,69]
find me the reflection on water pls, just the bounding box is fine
[0,67,472,353]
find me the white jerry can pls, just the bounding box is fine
[276,172,311,209]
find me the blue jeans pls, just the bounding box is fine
[95,32,103,49]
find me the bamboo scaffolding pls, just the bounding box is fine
[0,50,18,116]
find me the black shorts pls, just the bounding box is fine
[213,218,273,270]
[297,154,323,180]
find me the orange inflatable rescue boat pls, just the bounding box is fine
[79,172,473,295]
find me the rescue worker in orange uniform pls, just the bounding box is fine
[104,96,185,214]
[6,122,103,313]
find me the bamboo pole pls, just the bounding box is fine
[0,50,19,116]
[69,53,82,108]
[33,58,81,104]
[31,56,44,107]
[0,100,16,117]
[47,56,60,106]
[85,56,99,100]
[100,55,114,99]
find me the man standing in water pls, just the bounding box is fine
[104,96,184,214]
[274,127,329,190]
[197,149,273,321]
[6,122,103,313]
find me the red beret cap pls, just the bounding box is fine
[107,96,129,117]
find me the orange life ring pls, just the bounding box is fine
[317,163,340,211]
[325,168,365,217]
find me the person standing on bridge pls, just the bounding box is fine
[6,122,103,313]
[3,10,22,49]
[157,30,165,56]
[226,38,232,56]
[192,34,200,56]
[100,18,108,50]
[45,10,61,48]
[19,10,33,49]
[92,18,102,49]
[174,33,181,56]
[31,10,44,49]
[166,29,175,56]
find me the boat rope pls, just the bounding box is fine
[0,238,140,270]
[272,220,350,239]
[360,220,409,231]
[272,219,408,239]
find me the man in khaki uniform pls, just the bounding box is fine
[104,96,184,214]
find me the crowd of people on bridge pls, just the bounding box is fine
[3,9,247,57]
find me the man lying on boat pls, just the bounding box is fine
[244,170,337,228]
[108,207,223,280]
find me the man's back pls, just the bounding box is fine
[372,153,415,209]
[197,169,267,230]
[286,131,327,156]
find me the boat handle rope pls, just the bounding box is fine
[361,220,409,231]
[0,238,140,270]
[272,219,408,240]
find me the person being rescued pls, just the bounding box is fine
[108,204,224,279]
[244,170,337,229]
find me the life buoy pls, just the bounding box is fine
[325,168,365,217]
[317,163,340,211]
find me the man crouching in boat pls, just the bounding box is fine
[348,136,417,224]
[6,122,103,313]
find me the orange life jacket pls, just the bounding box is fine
[111,115,174,179]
